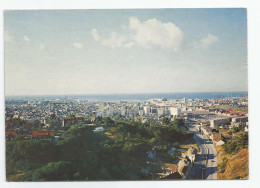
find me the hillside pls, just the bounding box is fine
[217,145,248,179]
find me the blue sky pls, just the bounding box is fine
[4,9,247,95]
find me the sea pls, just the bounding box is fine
[6,92,247,102]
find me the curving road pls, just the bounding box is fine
[188,125,217,180]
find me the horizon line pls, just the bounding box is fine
[5,91,248,97]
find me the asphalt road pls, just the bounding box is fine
[188,125,217,180]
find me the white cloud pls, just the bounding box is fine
[123,41,135,48]
[129,17,183,51]
[40,43,46,51]
[4,31,14,43]
[102,32,130,48]
[24,35,31,41]
[91,29,100,41]
[73,42,83,49]
[91,17,183,51]
[193,34,219,49]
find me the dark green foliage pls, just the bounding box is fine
[103,117,114,126]
[6,119,191,181]
[161,117,170,125]
[67,114,75,119]
[32,161,74,181]
[222,131,248,154]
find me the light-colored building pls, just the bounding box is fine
[210,117,231,128]
[144,106,151,116]
[170,107,181,116]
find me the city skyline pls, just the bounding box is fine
[4,9,247,96]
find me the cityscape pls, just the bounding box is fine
[4,9,248,181]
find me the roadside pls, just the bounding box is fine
[216,145,248,179]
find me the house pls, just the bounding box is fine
[93,126,104,133]
[160,165,182,180]
[32,130,54,141]
[165,164,178,173]
[216,140,225,146]
[210,132,221,144]
[186,147,197,163]
[210,117,231,128]
[245,124,248,132]
[62,117,84,127]
[91,116,96,123]
[161,171,182,180]
[5,119,20,128]
[6,129,17,141]
[178,157,191,177]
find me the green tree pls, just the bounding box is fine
[104,117,114,126]
[32,161,74,181]
[161,117,170,125]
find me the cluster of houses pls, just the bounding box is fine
[145,147,197,180]
[162,147,197,179]
[5,117,66,142]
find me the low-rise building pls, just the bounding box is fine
[210,117,231,128]
[6,129,17,141]
[32,130,54,141]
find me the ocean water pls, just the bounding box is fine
[6,92,247,102]
[73,92,247,102]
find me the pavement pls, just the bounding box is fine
[188,125,217,180]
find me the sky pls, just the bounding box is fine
[4,9,248,96]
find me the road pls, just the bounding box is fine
[188,125,217,180]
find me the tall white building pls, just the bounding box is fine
[144,106,151,116]
[170,107,181,116]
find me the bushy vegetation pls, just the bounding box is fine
[222,130,248,154]
[6,118,192,181]
[218,157,227,173]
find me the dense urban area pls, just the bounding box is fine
[5,94,248,181]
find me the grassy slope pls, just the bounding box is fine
[216,145,249,179]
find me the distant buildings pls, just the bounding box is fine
[62,117,84,127]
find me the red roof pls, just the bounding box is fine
[32,130,54,138]
[219,129,228,134]
[166,164,178,173]
[6,129,16,136]
[91,116,96,122]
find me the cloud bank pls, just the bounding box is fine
[91,17,184,51]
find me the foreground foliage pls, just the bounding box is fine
[6,119,193,181]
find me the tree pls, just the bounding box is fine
[104,117,114,126]
[161,117,170,125]
[67,114,75,119]
[32,161,74,181]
